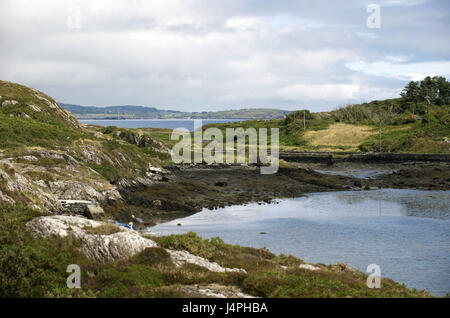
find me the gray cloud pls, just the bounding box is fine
[0,0,449,112]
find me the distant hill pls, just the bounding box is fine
[60,103,292,120]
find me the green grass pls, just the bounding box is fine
[201,104,450,153]
[0,113,84,149]
[0,204,431,298]
[0,80,79,128]
[359,111,450,153]
[152,232,430,298]
[0,203,92,297]
[84,224,123,235]
[87,139,167,181]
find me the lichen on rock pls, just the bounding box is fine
[26,215,247,274]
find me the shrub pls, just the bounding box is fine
[84,224,123,235]
[135,247,172,266]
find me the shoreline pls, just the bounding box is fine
[144,187,450,296]
[106,160,450,227]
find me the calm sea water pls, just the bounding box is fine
[149,189,450,296]
[80,119,244,131]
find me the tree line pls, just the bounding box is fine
[400,76,449,106]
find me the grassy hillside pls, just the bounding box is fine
[203,97,450,153]
[0,81,172,211]
[0,81,80,128]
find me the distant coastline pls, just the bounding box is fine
[61,103,292,120]
[79,118,245,131]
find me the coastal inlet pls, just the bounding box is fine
[148,189,450,296]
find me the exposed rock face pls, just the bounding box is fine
[0,149,121,211]
[31,91,81,128]
[2,100,19,107]
[299,264,320,271]
[179,284,255,298]
[113,130,171,154]
[26,215,246,274]
[0,145,169,213]
[0,81,173,215]
[27,216,157,263]
[168,250,246,273]
[86,205,105,219]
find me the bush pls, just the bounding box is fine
[135,247,172,266]
[0,203,87,297]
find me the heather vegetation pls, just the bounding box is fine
[0,203,430,298]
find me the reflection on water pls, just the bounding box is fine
[149,189,450,296]
[335,190,450,220]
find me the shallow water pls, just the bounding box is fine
[149,189,450,296]
[313,168,393,179]
[80,119,243,131]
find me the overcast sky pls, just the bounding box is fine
[1,0,449,112]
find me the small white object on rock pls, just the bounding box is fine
[26,215,247,274]
[26,215,156,263]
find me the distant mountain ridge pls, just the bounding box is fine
[60,103,292,120]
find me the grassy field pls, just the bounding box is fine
[303,123,377,152]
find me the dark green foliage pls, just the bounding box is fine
[0,203,88,297]
[134,247,173,266]
[154,231,277,271]
[401,76,450,106]
[0,204,431,298]
[242,268,425,298]
[0,114,84,149]
[93,264,163,297]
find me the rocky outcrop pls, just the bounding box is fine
[31,90,81,128]
[86,205,105,219]
[113,130,171,154]
[298,264,320,271]
[0,149,121,211]
[168,250,245,273]
[26,215,246,274]
[0,81,81,128]
[0,145,171,213]
[179,284,255,298]
[27,216,157,263]
[1,99,19,107]
[0,81,172,214]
